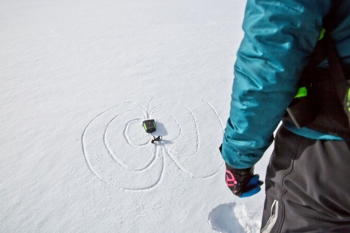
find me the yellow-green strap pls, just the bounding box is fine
[295,87,308,98]
[318,28,326,41]
[347,87,350,111]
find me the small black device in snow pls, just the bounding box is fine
[143,119,156,133]
[142,119,162,143]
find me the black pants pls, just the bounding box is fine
[261,125,350,232]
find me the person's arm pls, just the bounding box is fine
[222,0,332,169]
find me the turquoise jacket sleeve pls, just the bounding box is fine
[222,0,332,169]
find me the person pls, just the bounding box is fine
[220,0,350,232]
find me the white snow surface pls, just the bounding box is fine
[0,0,273,232]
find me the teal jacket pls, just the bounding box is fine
[222,0,350,169]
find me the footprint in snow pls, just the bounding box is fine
[208,203,261,233]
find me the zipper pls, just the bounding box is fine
[261,200,279,233]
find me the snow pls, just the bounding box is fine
[0,0,272,232]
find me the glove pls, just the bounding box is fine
[225,163,263,198]
[220,145,263,198]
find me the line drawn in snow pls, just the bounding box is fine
[81,93,224,191]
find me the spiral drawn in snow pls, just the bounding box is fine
[82,93,224,191]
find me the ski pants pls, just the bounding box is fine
[260,125,350,232]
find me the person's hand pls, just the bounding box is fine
[225,163,263,198]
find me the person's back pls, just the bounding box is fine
[220,0,350,232]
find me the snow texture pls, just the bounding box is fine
[208,203,261,233]
[0,0,272,232]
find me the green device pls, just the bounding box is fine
[143,119,156,133]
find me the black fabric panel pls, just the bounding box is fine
[261,125,350,232]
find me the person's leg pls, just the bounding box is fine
[261,125,350,232]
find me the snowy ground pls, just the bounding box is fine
[0,0,272,232]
